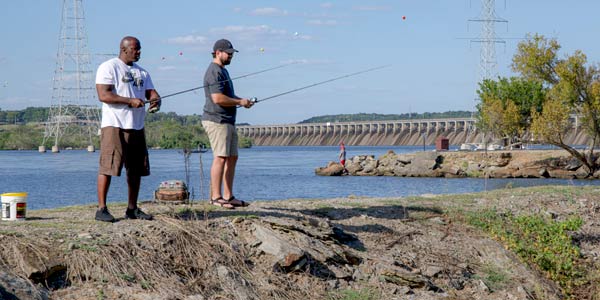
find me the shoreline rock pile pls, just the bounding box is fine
[316,149,599,179]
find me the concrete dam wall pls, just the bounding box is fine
[237,118,590,146]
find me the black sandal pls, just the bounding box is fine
[226,196,250,207]
[209,197,235,209]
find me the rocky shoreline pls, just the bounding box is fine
[316,149,599,179]
[0,185,599,299]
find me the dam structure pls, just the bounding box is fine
[237,117,590,146]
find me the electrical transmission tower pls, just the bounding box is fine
[40,0,100,153]
[469,0,507,81]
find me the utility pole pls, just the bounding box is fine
[40,0,99,153]
[466,0,508,144]
[469,0,507,81]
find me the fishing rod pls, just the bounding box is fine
[246,65,390,105]
[145,61,298,106]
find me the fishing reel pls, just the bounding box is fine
[250,97,258,104]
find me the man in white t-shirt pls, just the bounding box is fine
[94,36,161,222]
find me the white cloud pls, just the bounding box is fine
[281,58,334,65]
[157,66,177,71]
[166,35,208,46]
[210,25,287,42]
[250,7,289,17]
[307,19,338,26]
[353,6,391,12]
[320,2,334,9]
[295,34,313,41]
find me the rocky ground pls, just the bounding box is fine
[0,185,599,299]
[316,149,600,179]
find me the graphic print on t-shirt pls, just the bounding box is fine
[121,70,144,90]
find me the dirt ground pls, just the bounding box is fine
[0,184,599,300]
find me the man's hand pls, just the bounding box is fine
[129,98,145,108]
[239,98,254,109]
[148,98,161,113]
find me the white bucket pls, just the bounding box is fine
[1,192,27,221]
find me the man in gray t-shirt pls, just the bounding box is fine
[203,62,237,124]
[201,39,254,209]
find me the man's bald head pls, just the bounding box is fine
[120,36,139,49]
[119,36,141,65]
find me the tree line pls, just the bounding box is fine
[299,111,473,124]
[0,111,251,150]
[0,107,49,124]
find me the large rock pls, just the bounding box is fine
[404,152,442,177]
[359,156,379,175]
[315,161,345,176]
[0,271,49,300]
[216,265,258,300]
[252,223,307,272]
[378,150,399,167]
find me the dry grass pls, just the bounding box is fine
[63,213,315,299]
[68,216,245,297]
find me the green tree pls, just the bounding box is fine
[0,124,44,150]
[513,34,600,175]
[476,77,545,145]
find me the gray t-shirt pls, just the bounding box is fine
[202,62,237,124]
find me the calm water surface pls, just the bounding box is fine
[1,146,598,210]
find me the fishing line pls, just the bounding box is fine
[247,65,390,105]
[145,61,298,104]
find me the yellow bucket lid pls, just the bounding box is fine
[1,192,28,197]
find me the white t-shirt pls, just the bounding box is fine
[95,58,155,130]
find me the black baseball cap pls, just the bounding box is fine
[213,39,238,54]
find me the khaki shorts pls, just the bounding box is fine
[202,120,238,157]
[98,126,150,177]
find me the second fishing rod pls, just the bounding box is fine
[239,65,390,107]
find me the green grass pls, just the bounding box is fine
[466,209,584,297]
[96,289,105,300]
[228,214,259,220]
[118,273,136,283]
[0,230,23,237]
[328,288,379,300]
[378,198,405,206]
[341,202,369,208]
[474,264,510,291]
[466,169,483,177]
[24,221,85,230]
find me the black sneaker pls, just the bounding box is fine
[125,207,153,220]
[95,207,115,222]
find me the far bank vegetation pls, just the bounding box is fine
[0,110,251,150]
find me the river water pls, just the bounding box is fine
[1,146,599,210]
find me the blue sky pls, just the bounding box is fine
[1,0,600,125]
